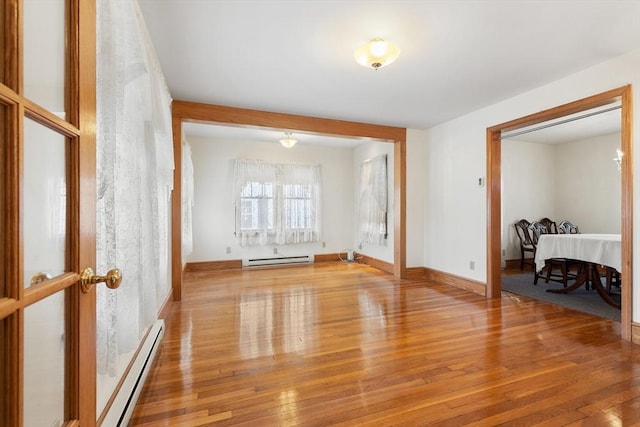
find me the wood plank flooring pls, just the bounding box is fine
[129,263,640,426]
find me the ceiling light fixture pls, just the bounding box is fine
[354,38,401,70]
[279,132,298,148]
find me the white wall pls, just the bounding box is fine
[555,133,621,233]
[188,137,355,262]
[423,49,640,321]
[353,142,395,263]
[424,116,488,277]
[406,130,427,267]
[502,141,556,262]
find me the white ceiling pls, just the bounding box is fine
[138,0,640,144]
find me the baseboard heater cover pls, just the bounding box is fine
[242,254,314,268]
[101,319,164,427]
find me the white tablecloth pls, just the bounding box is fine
[534,234,621,273]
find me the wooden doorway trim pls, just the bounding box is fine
[486,85,633,341]
[170,101,407,300]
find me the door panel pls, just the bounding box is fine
[23,117,68,288]
[0,102,5,297]
[23,0,66,114]
[0,318,6,419]
[23,290,66,427]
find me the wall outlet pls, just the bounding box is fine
[273,248,278,255]
[469,261,475,270]
[358,243,362,250]
[322,241,326,248]
[226,246,231,254]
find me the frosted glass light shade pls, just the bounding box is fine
[280,133,298,148]
[354,38,400,70]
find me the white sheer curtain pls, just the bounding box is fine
[96,0,174,413]
[358,155,388,245]
[182,134,194,263]
[234,159,321,246]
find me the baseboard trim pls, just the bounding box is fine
[406,267,427,280]
[97,320,164,426]
[157,290,173,320]
[632,322,640,344]
[185,260,242,272]
[358,254,394,274]
[424,267,487,296]
[315,253,345,263]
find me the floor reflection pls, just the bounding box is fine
[239,287,318,358]
[239,290,274,358]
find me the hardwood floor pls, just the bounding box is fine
[130,263,640,426]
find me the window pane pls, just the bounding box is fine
[24,290,66,427]
[284,184,312,230]
[240,181,274,231]
[23,117,67,288]
[241,183,251,197]
[24,0,66,115]
[240,199,255,229]
[261,199,274,229]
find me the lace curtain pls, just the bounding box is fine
[358,155,388,245]
[95,0,174,412]
[234,159,322,246]
[182,134,194,263]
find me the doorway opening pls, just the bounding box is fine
[486,85,633,340]
[170,101,407,300]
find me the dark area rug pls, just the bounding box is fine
[501,273,621,321]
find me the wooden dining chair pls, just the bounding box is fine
[539,217,559,234]
[558,220,579,234]
[514,219,535,270]
[529,221,580,287]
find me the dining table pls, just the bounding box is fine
[534,233,621,309]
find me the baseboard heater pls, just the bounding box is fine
[243,254,314,268]
[101,319,164,427]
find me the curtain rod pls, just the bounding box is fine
[500,104,621,140]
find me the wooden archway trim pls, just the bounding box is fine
[171,101,407,300]
[486,85,634,341]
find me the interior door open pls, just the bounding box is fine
[1,0,101,425]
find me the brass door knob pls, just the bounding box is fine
[80,267,122,293]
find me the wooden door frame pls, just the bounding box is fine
[170,101,407,300]
[486,85,634,341]
[76,0,98,422]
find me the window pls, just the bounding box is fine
[234,160,321,246]
[240,182,274,232]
